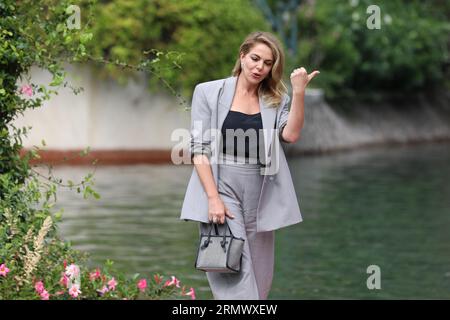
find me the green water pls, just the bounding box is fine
[51,142,450,299]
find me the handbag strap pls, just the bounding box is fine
[203,221,232,252]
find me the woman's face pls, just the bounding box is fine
[240,43,273,84]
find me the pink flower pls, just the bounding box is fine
[97,285,109,296]
[20,85,33,97]
[34,281,45,294]
[137,279,147,292]
[185,287,196,300]
[55,290,65,296]
[40,290,50,300]
[59,273,69,288]
[108,277,117,291]
[89,268,101,281]
[0,264,10,277]
[69,284,81,298]
[164,276,180,288]
[65,264,80,279]
[34,280,50,300]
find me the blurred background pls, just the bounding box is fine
[16,0,450,299]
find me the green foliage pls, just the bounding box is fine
[80,0,449,101]
[84,0,270,98]
[0,0,194,299]
[0,172,85,299]
[294,0,450,101]
[0,0,88,183]
[0,172,193,300]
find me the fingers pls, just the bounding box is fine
[291,67,320,80]
[212,216,220,224]
[208,213,224,224]
[208,209,235,225]
[211,214,224,224]
[225,207,235,219]
[290,67,307,78]
[308,70,320,81]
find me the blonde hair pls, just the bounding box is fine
[231,31,288,108]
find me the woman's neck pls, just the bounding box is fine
[236,73,260,97]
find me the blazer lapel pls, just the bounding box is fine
[218,76,277,163]
[217,76,238,132]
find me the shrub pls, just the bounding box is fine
[294,0,450,101]
[0,0,194,299]
[83,0,270,97]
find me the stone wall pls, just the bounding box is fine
[14,65,450,164]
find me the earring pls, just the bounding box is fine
[241,61,244,68]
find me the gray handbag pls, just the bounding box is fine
[195,221,245,273]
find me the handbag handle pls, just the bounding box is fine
[201,221,233,252]
[206,220,233,236]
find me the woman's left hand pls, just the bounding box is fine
[290,67,320,93]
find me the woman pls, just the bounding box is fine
[180,31,319,299]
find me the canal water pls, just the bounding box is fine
[49,142,450,299]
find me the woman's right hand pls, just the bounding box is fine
[208,195,235,224]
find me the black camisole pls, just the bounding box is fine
[220,110,265,164]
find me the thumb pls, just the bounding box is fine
[308,70,320,81]
[225,207,235,219]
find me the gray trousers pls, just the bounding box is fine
[199,158,275,300]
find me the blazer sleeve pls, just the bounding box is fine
[278,93,290,143]
[189,84,212,161]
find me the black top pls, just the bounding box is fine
[221,110,265,164]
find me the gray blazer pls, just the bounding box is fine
[180,75,303,232]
